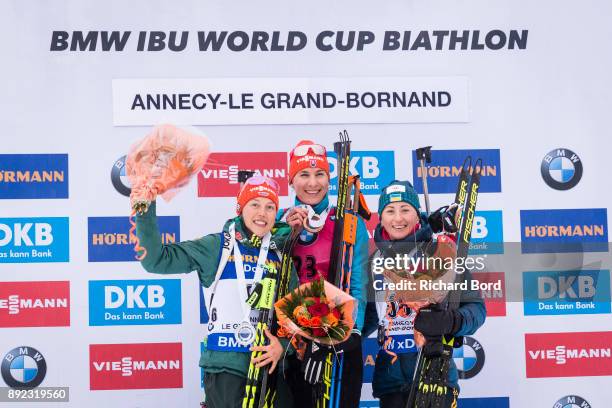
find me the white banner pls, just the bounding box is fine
[112,76,469,125]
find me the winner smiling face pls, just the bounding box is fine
[291,167,329,205]
[241,197,277,238]
[380,202,420,240]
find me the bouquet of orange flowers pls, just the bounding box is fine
[275,277,355,345]
[126,124,210,260]
[126,124,210,215]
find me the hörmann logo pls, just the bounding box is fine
[0,218,69,263]
[411,149,501,194]
[328,151,395,195]
[520,209,608,253]
[523,270,611,316]
[197,152,288,197]
[89,343,183,390]
[0,281,70,327]
[0,154,68,199]
[525,331,612,377]
[88,216,179,262]
[89,279,181,326]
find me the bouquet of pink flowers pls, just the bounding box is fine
[126,124,210,259]
[126,124,210,215]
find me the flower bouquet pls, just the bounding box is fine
[378,234,458,348]
[126,124,210,259]
[381,234,458,306]
[126,124,210,215]
[275,277,355,346]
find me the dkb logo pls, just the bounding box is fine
[0,218,69,263]
[469,210,503,254]
[523,270,611,316]
[89,280,181,326]
[328,151,395,195]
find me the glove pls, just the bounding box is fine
[336,332,361,353]
[302,340,329,385]
[414,307,463,338]
[428,204,459,233]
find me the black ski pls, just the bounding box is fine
[242,235,296,408]
[313,130,351,408]
[406,155,482,408]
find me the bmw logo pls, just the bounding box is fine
[553,395,591,408]
[1,346,47,389]
[541,148,583,190]
[111,155,132,197]
[453,336,485,379]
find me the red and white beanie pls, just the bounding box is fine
[288,140,330,183]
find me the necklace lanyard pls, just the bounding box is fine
[233,230,271,319]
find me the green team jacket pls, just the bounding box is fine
[135,201,297,378]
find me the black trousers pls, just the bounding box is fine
[286,342,363,408]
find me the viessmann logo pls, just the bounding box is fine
[0,154,68,199]
[520,209,608,253]
[89,343,182,390]
[0,217,69,263]
[411,149,501,194]
[0,281,70,327]
[197,152,288,197]
[88,216,180,262]
[525,331,612,378]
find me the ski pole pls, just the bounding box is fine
[415,146,432,216]
[405,347,424,408]
[406,147,432,408]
